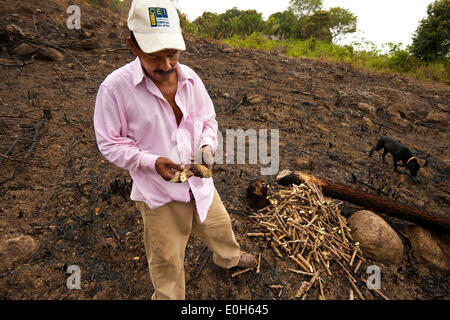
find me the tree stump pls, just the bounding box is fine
[247,179,270,210]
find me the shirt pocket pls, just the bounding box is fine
[187,112,204,152]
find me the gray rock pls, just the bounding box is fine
[362,116,374,129]
[36,47,64,61]
[357,102,375,115]
[348,210,404,265]
[0,235,37,269]
[5,24,25,37]
[391,116,412,129]
[386,103,407,119]
[294,157,318,171]
[71,38,99,51]
[425,112,449,125]
[12,43,36,56]
[403,225,450,273]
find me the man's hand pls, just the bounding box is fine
[193,145,214,171]
[190,145,214,178]
[155,157,183,181]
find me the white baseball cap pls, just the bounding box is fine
[127,0,186,54]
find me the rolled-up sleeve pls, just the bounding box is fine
[93,83,161,173]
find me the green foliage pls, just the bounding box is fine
[328,7,358,41]
[289,0,323,18]
[178,9,199,34]
[238,10,265,36]
[265,10,298,39]
[297,10,332,42]
[294,7,357,42]
[387,46,421,72]
[189,3,356,43]
[226,33,280,51]
[193,12,220,37]
[412,0,450,62]
[193,8,264,38]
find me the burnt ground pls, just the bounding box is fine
[0,0,449,300]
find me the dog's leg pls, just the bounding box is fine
[382,149,388,163]
[393,157,399,172]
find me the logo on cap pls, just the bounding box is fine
[148,7,170,27]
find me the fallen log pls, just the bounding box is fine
[276,170,450,234]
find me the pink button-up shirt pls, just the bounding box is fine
[93,58,218,223]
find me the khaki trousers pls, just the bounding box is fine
[135,188,241,300]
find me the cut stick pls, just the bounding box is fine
[231,266,253,278]
[295,271,320,298]
[289,268,314,276]
[318,252,332,276]
[295,282,309,298]
[373,288,389,301]
[354,260,362,274]
[246,232,271,237]
[290,255,310,273]
[270,241,283,258]
[318,278,325,300]
[346,276,365,300]
[337,214,347,243]
[304,215,318,228]
[256,253,261,274]
[349,249,358,266]
[269,285,283,289]
[361,278,389,300]
[297,253,313,272]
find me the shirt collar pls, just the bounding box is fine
[176,63,194,85]
[132,57,194,87]
[132,57,146,87]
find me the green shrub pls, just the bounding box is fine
[411,0,450,62]
[387,49,419,72]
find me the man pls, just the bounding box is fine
[93,0,256,300]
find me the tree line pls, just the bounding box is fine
[85,0,448,63]
[179,0,357,43]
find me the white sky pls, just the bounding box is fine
[175,0,434,50]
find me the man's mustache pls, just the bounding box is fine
[155,68,175,75]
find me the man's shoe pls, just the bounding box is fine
[236,251,257,269]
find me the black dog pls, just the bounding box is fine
[369,135,420,176]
